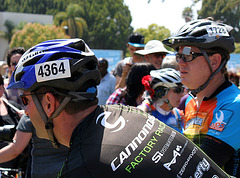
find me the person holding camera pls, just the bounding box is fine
[0,73,24,169]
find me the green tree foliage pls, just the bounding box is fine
[0,20,15,42]
[197,0,240,42]
[136,24,173,51]
[79,0,133,51]
[2,0,133,51]
[1,0,67,15]
[182,7,193,22]
[235,43,240,53]
[10,23,70,50]
[54,3,87,38]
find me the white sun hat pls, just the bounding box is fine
[135,40,173,55]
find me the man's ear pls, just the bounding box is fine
[210,53,222,72]
[42,93,57,117]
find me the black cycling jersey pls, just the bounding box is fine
[58,104,230,178]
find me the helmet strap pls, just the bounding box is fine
[163,98,173,110]
[31,92,71,149]
[162,89,173,110]
[189,48,226,95]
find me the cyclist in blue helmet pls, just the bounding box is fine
[138,68,185,133]
[8,38,232,177]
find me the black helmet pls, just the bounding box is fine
[163,19,235,53]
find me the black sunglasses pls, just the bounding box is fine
[172,87,185,94]
[11,62,18,66]
[20,93,47,106]
[176,52,215,62]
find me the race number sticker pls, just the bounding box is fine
[35,60,71,82]
[206,25,229,37]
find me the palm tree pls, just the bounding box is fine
[54,3,87,38]
[0,20,15,42]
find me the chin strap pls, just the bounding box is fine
[189,48,227,96]
[161,89,174,110]
[32,92,71,149]
[163,98,173,110]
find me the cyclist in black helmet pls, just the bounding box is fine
[163,18,240,177]
[7,38,232,177]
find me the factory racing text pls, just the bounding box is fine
[110,117,166,173]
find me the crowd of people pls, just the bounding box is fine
[0,18,239,177]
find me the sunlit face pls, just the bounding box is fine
[177,46,211,89]
[127,44,144,56]
[166,88,184,108]
[146,53,166,69]
[9,54,21,76]
[22,92,49,139]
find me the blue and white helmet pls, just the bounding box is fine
[8,38,100,101]
[150,68,182,89]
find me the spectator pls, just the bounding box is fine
[0,73,24,170]
[0,114,69,178]
[97,58,116,105]
[163,18,240,177]
[228,70,239,87]
[161,55,179,70]
[4,47,26,108]
[7,38,230,177]
[161,55,188,111]
[138,68,184,133]
[113,33,145,89]
[107,63,155,106]
[135,40,173,69]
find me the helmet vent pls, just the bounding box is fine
[15,71,25,82]
[68,40,86,52]
[191,30,207,37]
[82,60,98,70]
[23,55,43,67]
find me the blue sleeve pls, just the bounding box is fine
[207,87,240,151]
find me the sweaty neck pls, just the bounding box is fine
[196,73,225,108]
[53,105,98,147]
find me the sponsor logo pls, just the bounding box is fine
[186,117,203,129]
[209,110,226,131]
[193,158,210,178]
[96,111,126,133]
[21,49,47,63]
[111,115,156,172]
[178,146,197,177]
[152,131,176,163]
[124,119,166,174]
[163,145,182,171]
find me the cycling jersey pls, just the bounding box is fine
[151,107,183,133]
[58,104,230,178]
[184,80,240,176]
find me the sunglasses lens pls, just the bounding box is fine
[20,95,28,105]
[176,54,185,62]
[11,62,17,66]
[174,87,184,94]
